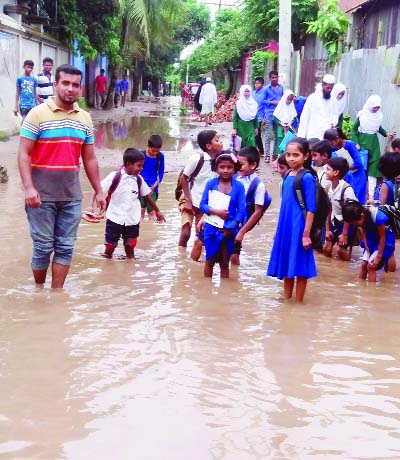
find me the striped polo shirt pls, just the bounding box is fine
[36,72,54,99]
[20,97,94,201]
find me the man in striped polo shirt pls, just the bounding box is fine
[36,57,54,103]
[18,64,106,288]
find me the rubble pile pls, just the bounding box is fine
[210,93,238,123]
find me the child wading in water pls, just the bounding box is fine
[88,148,165,259]
[342,200,395,282]
[199,152,245,278]
[267,138,317,302]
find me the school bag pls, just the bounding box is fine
[394,178,400,211]
[106,167,142,208]
[285,169,331,249]
[245,176,272,224]
[372,204,400,238]
[174,153,205,201]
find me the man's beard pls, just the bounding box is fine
[322,91,331,100]
[59,95,77,105]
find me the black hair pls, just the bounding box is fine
[286,137,316,176]
[214,150,241,172]
[277,153,289,167]
[392,138,400,150]
[308,138,320,150]
[254,77,264,85]
[148,134,162,149]
[123,148,145,165]
[323,128,339,142]
[100,69,105,74]
[342,200,369,224]
[378,152,400,179]
[55,64,82,83]
[43,57,53,65]
[237,146,259,167]
[197,129,217,152]
[327,157,349,179]
[23,60,34,67]
[269,70,278,78]
[311,140,332,158]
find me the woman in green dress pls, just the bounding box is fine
[273,89,297,152]
[232,85,259,148]
[352,95,396,200]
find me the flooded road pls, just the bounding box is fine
[1,100,400,459]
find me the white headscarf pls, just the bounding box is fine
[357,95,383,134]
[236,85,258,121]
[273,90,297,124]
[332,83,347,116]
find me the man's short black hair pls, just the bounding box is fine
[378,152,400,179]
[392,138,400,150]
[327,157,349,179]
[254,77,264,85]
[55,64,82,83]
[148,135,162,149]
[311,140,332,158]
[269,70,278,78]
[23,60,34,67]
[100,69,105,74]
[123,148,145,165]
[197,130,217,152]
[238,146,260,167]
[43,57,53,65]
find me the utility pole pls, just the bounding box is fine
[278,0,292,87]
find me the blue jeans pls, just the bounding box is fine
[264,119,277,157]
[26,200,82,270]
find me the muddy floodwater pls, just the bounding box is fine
[1,100,400,459]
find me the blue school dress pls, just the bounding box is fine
[200,178,246,260]
[333,141,367,204]
[363,209,395,270]
[374,179,394,205]
[267,171,317,280]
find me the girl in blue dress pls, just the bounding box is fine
[324,128,367,204]
[342,200,395,282]
[371,152,400,272]
[200,152,246,278]
[267,138,317,302]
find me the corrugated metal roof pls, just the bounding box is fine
[344,0,371,13]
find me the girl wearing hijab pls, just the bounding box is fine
[273,90,297,150]
[332,83,346,129]
[352,95,396,200]
[232,85,259,148]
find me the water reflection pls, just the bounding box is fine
[94,116,198,152]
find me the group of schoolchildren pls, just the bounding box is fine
[87,127,400,303]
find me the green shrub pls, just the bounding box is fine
[341,114,353,139]
[0,131,9,142]
[77,96,87,109]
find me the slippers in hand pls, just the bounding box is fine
[81,211,103,223]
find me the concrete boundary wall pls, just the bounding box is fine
[0,13,70,135]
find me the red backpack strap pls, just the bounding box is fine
[106,167,123,208]
[137,175,142,200]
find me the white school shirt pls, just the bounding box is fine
[315,165,330,189]
[101,169,151,226]
[327,180,356,222]
[183,152,217,208]
[236,173,265,205]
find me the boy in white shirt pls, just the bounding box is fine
[310,140,333,188]
[178,130,223,254]
[324,157,358,261]
[88,148,165,259]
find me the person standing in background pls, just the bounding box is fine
[36,57,54,103]
[95,69,107,108]
[252,77,267,157]
[263,70,284,162]
[120,75,129,107]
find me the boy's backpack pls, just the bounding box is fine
[106,167,142,209]
[338,181,351,207]
[372,204,400,238]
[175,153,205,201]
[245,176,272,224]
[285,169,331,249]
[393,178,400,211]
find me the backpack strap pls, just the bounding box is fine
[339,182,350,207]
[246,176,261,206]
[188,152,205,188]
[292,169,309,219]
[156,152,162,180]
[137,174,142,200]
[106,168,123,208]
